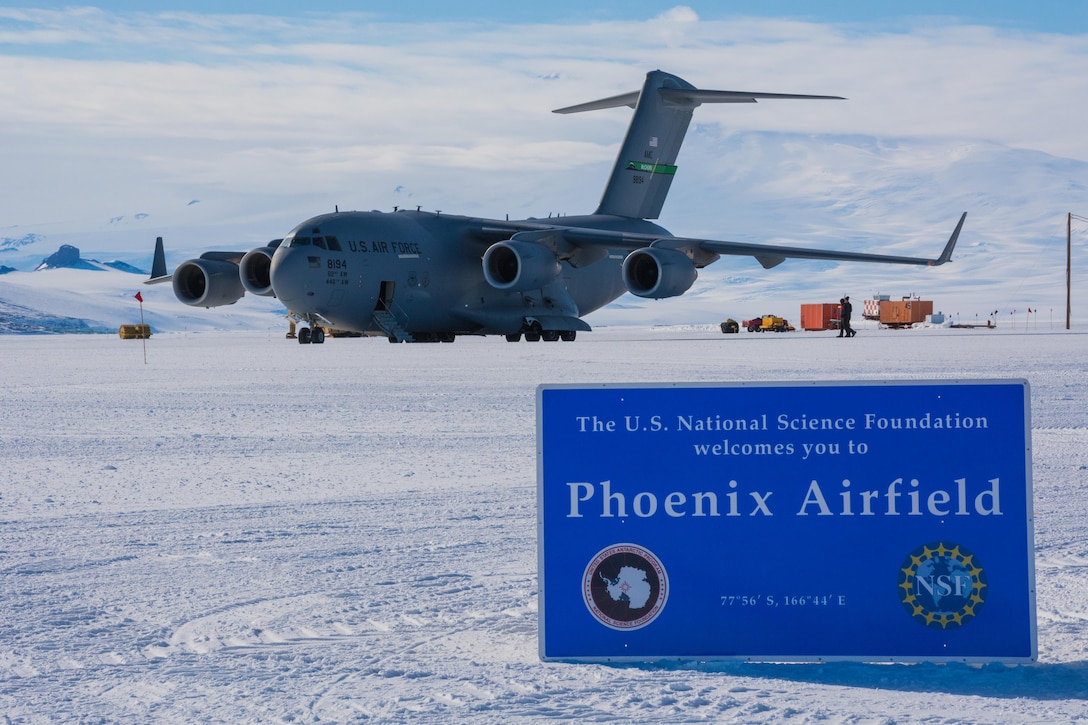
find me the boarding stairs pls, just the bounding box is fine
[372,308,415,343]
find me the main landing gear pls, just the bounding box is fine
[505,330,576,342]
[388,331,455,343]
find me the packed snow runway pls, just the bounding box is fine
[2,325,1088,723]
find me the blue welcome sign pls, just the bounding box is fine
[537,380,1036,663]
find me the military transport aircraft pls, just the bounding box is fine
[148,69,966,344]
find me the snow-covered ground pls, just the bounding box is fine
[2,325,1087,723]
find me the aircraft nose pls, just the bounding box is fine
[270,246,316,308]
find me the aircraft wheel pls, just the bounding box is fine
[312,328,326,344]
[298,327,312,344]
[560,331,577,341]
[506,333,522,342]
[542,330,560,342]
[524,332,541,342]
[440,333,456,342]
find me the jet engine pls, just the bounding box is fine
[172,259,245,307]
[482,240,561,292]
[240,246,278,297]
[621,247,697,299]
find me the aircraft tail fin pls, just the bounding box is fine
[554,70,843,220]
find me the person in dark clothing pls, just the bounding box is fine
[840,295,855,337]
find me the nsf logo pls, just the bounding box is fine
[898,542,988,629]
[583,543,668,630]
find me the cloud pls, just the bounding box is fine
[1,7,1087,236]
[656,6,700,23]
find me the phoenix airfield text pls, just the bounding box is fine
[566,477,1003,519]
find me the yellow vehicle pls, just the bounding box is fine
[743,315,795,332]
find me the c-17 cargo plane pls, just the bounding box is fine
[148,69,966,344]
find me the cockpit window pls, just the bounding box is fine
[276,234,341,251]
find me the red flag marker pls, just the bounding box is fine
[134,291,147,363]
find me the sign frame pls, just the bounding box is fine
[537,379,1036,664]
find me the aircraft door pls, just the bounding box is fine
[378,280,395,311]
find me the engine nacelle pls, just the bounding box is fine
[621,247,697,299]
[172,259,245,307]
[240,246,278,297]
[482,240,561,292]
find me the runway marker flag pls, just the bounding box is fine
[135,291,147,363]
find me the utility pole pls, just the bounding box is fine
[1070,213,1088,330]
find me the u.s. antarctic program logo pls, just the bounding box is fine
[583,543,668,630]
[898,541,988,629]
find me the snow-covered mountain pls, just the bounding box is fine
[0,267,288,335]
[0,232,45,255]
[31,244,146,274]
[2,131,1085,333]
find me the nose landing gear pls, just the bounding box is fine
[297,326,326,344]
[288,313,327,344]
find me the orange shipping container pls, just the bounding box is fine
[800,303,841,331]
[879,300,933,326]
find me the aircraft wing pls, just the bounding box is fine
[555,212,966,270]
[144,232,248,285]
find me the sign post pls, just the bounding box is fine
[537,380,1035,663]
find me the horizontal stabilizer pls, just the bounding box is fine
[554,85,844,115]
[553,91,641,114]
[659,89,845,105]
[554,70,844,220]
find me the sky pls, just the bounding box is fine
[1,2,1088,281]
[8,1,1088,32]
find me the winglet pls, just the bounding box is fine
[932,212,967,266]
[146,236,172,284]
